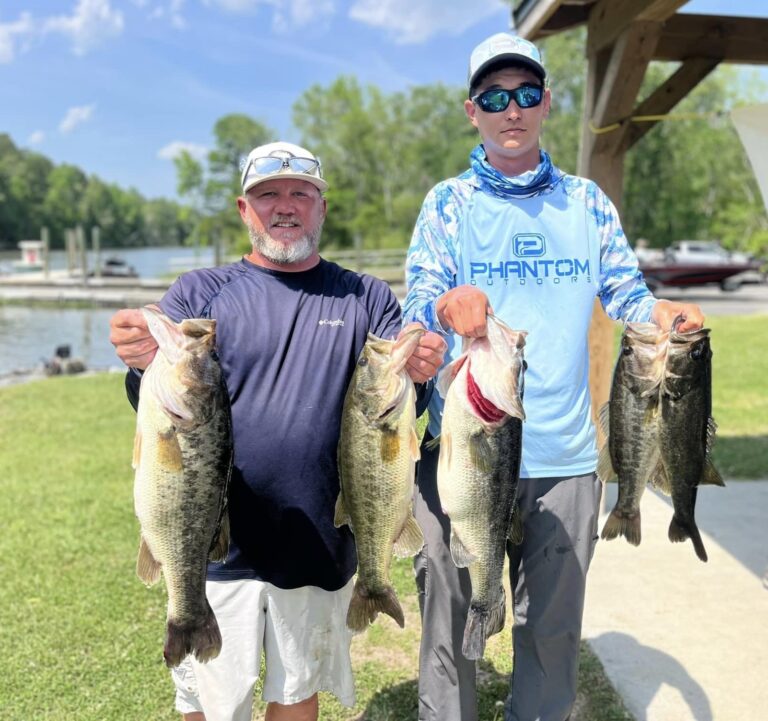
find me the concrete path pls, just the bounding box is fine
[583,481,768,721]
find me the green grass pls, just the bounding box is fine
[1,315,764,720]
[707,315,768,478]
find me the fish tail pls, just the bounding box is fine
[163,602,222,668]
[668,516,708,562]
[346,581,404,633]
[601,508,641,546]
[462,591,506,661]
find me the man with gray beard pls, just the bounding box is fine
[110,141,447,721]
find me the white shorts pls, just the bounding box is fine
[170,578,355,721]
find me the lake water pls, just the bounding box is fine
[0,245,218,378]
[0,244,216,279]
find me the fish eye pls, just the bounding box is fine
[690,346,703,360]
[622,344,633,356]
[357,357,368,367]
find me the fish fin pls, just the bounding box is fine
[424,434,440,452]
[468,432,494,474]
[598,402,611,438]
[393,513,424,558]
[208,511,230,563]
[462,592,506,660]
[601,508,641,546]
[164,600,222,667]
[706,416,718,455]
[136,536,162,585]
[668,515,708,562]
[156,431,184,473]
[436,354,468,398]
[701,458,725,486]
[132,427,142,470]
[333,493,350,529]
[410,427,421,462]
[346,580,404,633]
[596,444,617,483]
[449,530,477,568]
[649,462,672,495]
[380,427,401,464]
[142,307,185,365]
[508,506,523,545]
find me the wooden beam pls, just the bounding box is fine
[587,0,688,54]
[655,15,768,64]
[535,5,591,37]
[514,0,563,40]
[590,21,664,158]
[617,57,720,153]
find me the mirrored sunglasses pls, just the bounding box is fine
[242,154,321,183]
[472,85,544,113]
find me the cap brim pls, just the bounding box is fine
[243,173,328,194]
[470,54,546,90]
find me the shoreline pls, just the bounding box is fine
[0,366,127,389]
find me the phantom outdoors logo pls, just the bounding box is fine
[514,233,546,257]
[469,233,592,287]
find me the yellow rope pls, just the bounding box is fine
[589,110,723,135]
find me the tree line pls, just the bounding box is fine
[0,133,197,251]
[2,29,766,258]
[168,29,768,260]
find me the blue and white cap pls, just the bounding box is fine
[468,33,546,90]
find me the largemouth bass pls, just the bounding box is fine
[599,321,722,561]
[335,328,425,632]
[133,307,232,666]
[436,315,526,660]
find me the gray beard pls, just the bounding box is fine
[246,219,322,266]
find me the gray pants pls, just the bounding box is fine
[413,434,602,721]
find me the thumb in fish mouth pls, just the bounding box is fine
[390,324,427,374]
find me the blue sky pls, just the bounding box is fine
[1,0,766,200]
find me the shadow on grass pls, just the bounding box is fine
[358,660,510,721]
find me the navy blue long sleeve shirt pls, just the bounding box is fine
[126,257,406,591]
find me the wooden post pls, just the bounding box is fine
[77,225,87,284]
[65,229,75,275]
[41,227,50,279]
[579,20,663,448]
[92,227,101,279]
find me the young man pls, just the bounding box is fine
[402,34,704,721]
[110,141,446,721]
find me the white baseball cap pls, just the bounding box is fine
[468,33,546,92]
[241,141,328,193]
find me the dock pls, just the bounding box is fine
[0,271,169,307]
[0,262,408,306]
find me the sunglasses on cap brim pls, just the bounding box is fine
[241,155,321,183]
[471,84,544,113]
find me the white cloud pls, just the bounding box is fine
[203,0,262,11]
[349,0,506,43]
[59,104,96,134]
[274,0,334,30]
[158,141,209,161]
[146,1,187,29]
[28,131,46,145]
[0,12,34,64]
[44,0,124,56]
[205,0,335,27]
